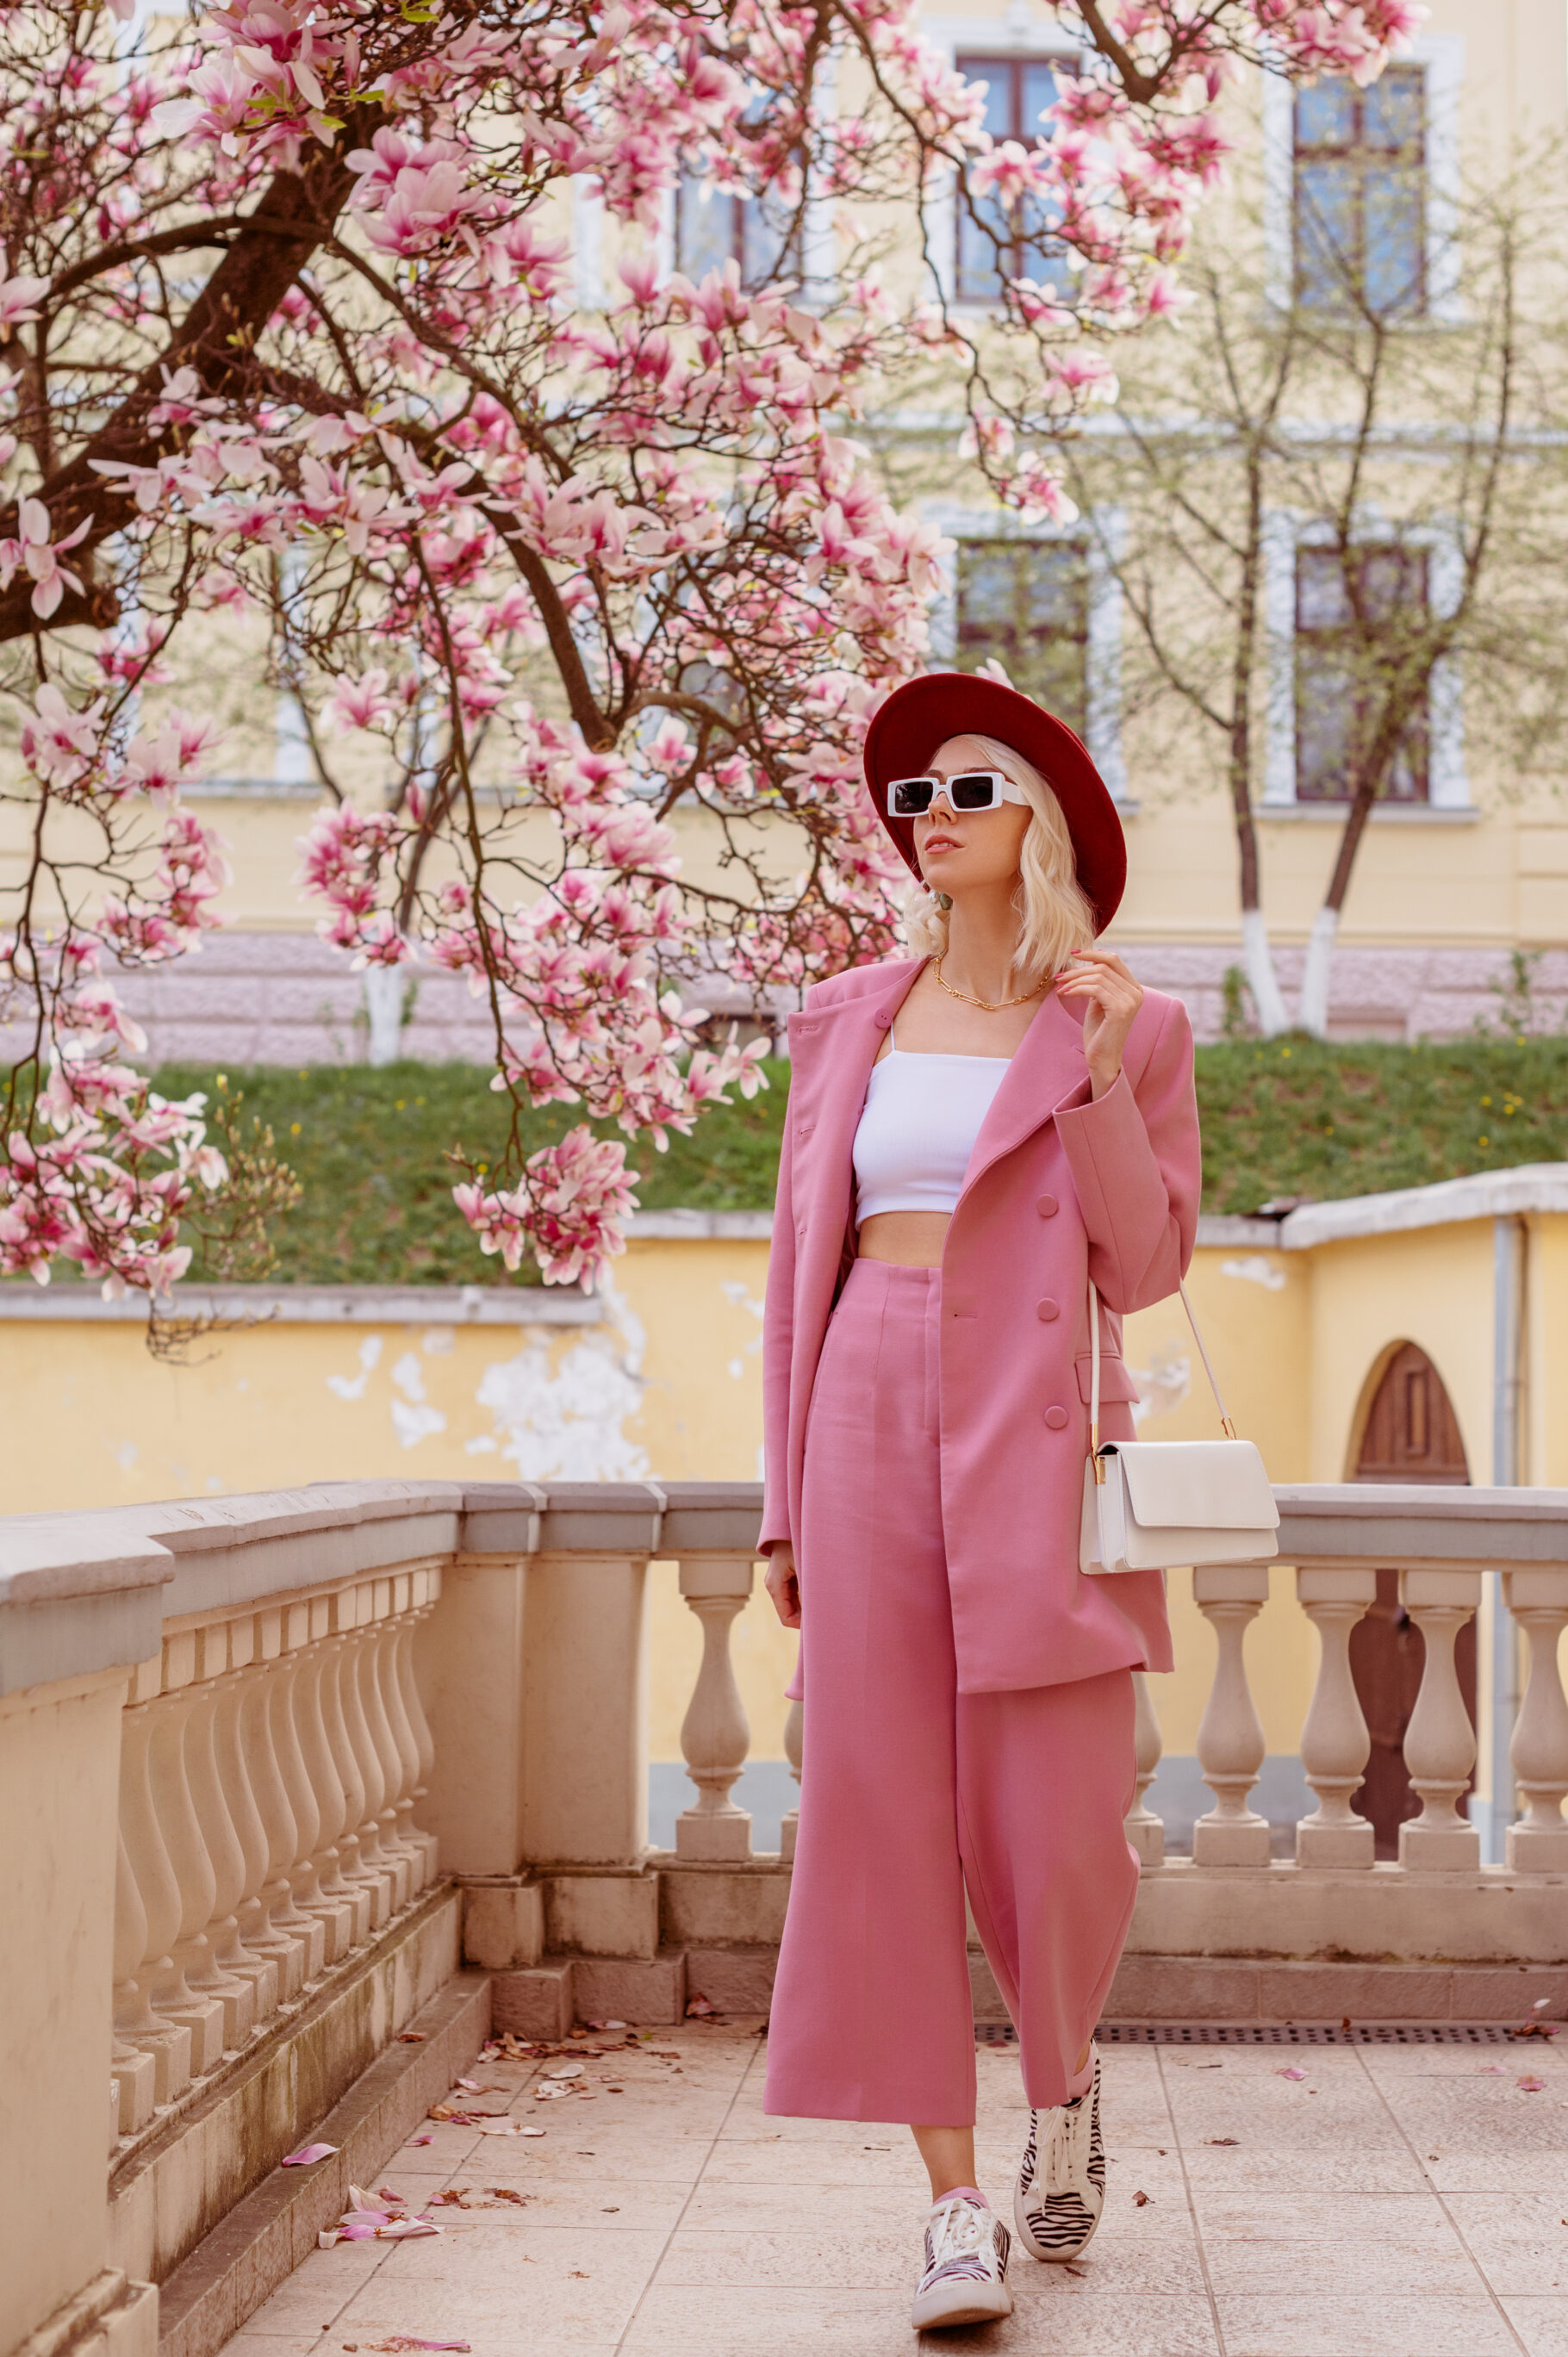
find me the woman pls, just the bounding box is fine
[758,672,1199,2331]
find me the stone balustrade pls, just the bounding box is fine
[646,1483,1568,1892]
[4,1475,1568,2357]
[111,1552,441,2135]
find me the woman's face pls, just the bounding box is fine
[912,735,1032,899]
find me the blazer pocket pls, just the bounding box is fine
[1074,1352,1142,1406]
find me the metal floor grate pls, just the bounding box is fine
[974,2020,1558,2047]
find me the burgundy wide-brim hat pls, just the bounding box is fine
[862,672,1126,933]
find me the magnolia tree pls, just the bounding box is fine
[0,0,1418,1316]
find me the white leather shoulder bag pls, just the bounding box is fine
[1079,1276,1279,1576]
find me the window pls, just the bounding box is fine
[1295,546,1428,803]
[956,539,1088,733]
[675,177,801,291]
[955,55,1073,305]
[1294,67,1425,314]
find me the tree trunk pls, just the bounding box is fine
[1296,906,1340,1037]
[1241,908,1291,1036]
[364,967,410,1067]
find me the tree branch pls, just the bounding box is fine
[0,130,378,645]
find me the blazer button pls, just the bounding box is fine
[1036,1193,1059,1218]
[873,1010,893,1029]
[1036,1298,1060,1322]
[1042,1404,1069,1430]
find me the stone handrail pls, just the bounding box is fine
[5,1474,1568,2357]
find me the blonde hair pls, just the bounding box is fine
[902,731,1097,986]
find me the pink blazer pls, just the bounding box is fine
[761,956,1200,1692]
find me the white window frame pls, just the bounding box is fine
[1261,508,1468,812]
[918,13,1080,311]
[1262,34,1463,323]
[924,501,1129,805]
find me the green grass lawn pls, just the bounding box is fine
[147,1035,1568,1287]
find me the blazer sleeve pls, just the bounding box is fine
[758,1114,796,1553]
[1051,994,1200,1313]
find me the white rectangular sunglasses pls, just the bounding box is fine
[887,768,1030,817]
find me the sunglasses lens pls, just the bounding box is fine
[890,778,934,815]
[950,772,999,809]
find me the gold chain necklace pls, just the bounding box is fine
[932,956,1044,1014]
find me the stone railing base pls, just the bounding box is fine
[471,1855,1568,2034]
[1099,1952,1568,2024]
[110,1884,462,2296]
[491,1943,777,2037]
[491,1942,1568,2037]
[16,2273,156,2357]
[154,1972,490,2357]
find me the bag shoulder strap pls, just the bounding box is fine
[1087,1272,1237,1467]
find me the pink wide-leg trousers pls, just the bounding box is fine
[763,1259,1141,2126]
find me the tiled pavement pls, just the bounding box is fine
[221,2020,1568,2357]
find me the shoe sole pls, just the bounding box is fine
[910,2283,1014,2329]
[1011,2180,1104,2265]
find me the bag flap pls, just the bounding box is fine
[1074,1352,1141,1406]
[1113,1439,1279,1530]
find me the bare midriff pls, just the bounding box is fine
[856,1210,951,1269]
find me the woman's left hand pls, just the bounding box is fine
[1055,948,1144,1097]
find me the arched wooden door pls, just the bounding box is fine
[1347,1342,1475,1857]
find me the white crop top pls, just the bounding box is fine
[851,1035,1010,1223]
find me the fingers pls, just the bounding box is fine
[1056,947,1140,984]
[1055,947,1143,1010]
[763,1558,801,1629]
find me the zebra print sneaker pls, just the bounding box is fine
[1012,2047,1105,2263]
[910,2192,1013,2330]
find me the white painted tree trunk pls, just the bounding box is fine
[1241,908,1291,1037]
[1296,905,1339,1038]
[363,965,410,1066]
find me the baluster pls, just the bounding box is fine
[779,1692,803,1864]
[208,1651,281,2027]
[294,1639,363,1946]
[144,1676,227,2074]
[337,1612,398,1923]
[1295,1565,1377,1869]
[1124,1670,1166,1868]
[675,1555,756,1861]
[1192,1564,1272,1867]
[320,1632,379,1937]
[237,1654,318,1995]
[180,1657,258,2049]
[111,1828,158,2135]
[383,1614,436,1888]
[1503,1569,1568,1871]
[343,1613,403,1912]
[1398,1570,1482,1870]
[402,1594,439,1882]
[270,1626,354,1962]
[115,1700,192,2105]
[361,1613,419,1899]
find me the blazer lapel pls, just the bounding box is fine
[958,988,1088,1204]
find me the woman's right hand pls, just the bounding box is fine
[763,1543,801,1628]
